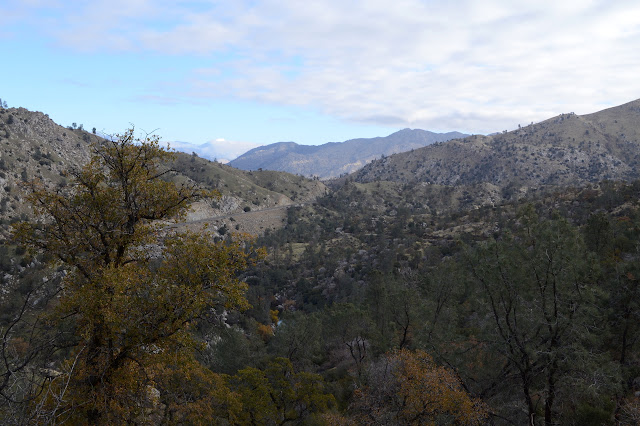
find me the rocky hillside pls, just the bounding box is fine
[0,107,327,238]
[167,153,327,230]
[352,99,640,191]
[229,128,467,179]
[0,107,98,230]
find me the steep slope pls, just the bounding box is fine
[229,129,467,179]
[0,107,98,231]
[0,107,326,238]
[352,99,640,191]
[167,153,327,221]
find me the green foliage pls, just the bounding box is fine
[269,311,323,367]
[204,326,264,375]
[465,205,619,424]
[8,129,260,423]
[246,180,640,423]
[226,357,336,425]
[5,113,640,423]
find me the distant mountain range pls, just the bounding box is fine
[351,99,640,191]
[229,129,468,179]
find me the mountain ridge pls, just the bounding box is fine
[230,128,468,179]
[350,99,640,192]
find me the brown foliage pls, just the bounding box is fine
[349,349,488,425]
[11,129,261,423]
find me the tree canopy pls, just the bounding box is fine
[11,129,262,423]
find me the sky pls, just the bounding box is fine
[2,0,639,161]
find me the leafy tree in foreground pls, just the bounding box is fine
[11,129,261,423]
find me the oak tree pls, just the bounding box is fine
[225,357,336,425]
[349,349,488,425]
[12,129,260,423]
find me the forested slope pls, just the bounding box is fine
[242,179,640,424]
[2,102,640,424]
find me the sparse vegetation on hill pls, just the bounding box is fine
[353,100,640,192]
[0,108,99,238]
[4,130,264,423]
[2,102,640,424]
[169,152,327,208]
[0,108,327,240]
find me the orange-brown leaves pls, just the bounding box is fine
[350,349,488,425]
[159,230,261,312]
[12,128,206,277]
[12,129,260,423]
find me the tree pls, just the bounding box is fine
[587,212,640,366]
[269,310,323,367]
[467,206,615,425]
[12,129,261,423]
[15,129,202,277]
[365,271,424,352]
[226,357,336,425]
[0,265,65,424]
[324,303,374,378]
[348,349,487,425]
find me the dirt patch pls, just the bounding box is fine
[173,206,289,236]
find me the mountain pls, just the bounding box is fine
[0,108,96,233]
[229,129,468,179]
[5,103,640,425]
[351,99,640,193]
[0,107,326,239]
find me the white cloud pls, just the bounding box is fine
[169,138,262,163]
[7,0,640,133]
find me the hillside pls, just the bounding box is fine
[0,108,97,232]
[229,128,467,179]
[166,153,327,235]
[352,99,640,192]
[3,101,640,424]
[0,107,326,239]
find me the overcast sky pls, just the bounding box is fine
[2,0,639,160]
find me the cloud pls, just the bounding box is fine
[168,138,262,163]
[7,0,640,133]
